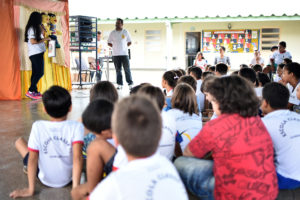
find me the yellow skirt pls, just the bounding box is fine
[21,50,71,98]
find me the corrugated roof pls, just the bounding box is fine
[70,0,300,22]
[97,14,300,23]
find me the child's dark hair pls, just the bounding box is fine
[278,63,285,69]
[284,62,300,80]
[284,58,292,64]
[163,71,178,88]
[240,64,249,69]
[206,76,260,117]
[112,95,162,157]
[279,41,286,48]
[172,83,199,115]
[178,69,186,76]
[202,71,214,79]
[177,75,197,92]
[263,82,289,109]
[173,70,183,78]
[90,81,118,103]
[137,85,165,110]
[257,72,270,86]
[252,64,263,72]
[201,76,216,93]
[239,67,256,84]
[209,66,216,72]
[216,63,228,75]
[271,46,278,51]
[82,99,114,134]
[130,83,151,95]
[24,12,42,42]
[189,67,202,80]
[42,86,71,118]
[231,70,239,75]
[220,46,226,51]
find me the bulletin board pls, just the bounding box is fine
[202,29,260,53]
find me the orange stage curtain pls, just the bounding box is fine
[0,0,21,100]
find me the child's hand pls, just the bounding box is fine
[9,188,34,199]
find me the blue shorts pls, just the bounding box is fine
[277,172,300,189]
[23,153,39,175]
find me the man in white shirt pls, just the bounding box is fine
[89,95,187,200]
[261,82,300,189]
[281,62,300,112]
[270,41,292,72]
[108,18,133,90]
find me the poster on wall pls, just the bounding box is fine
[202,29,260,53]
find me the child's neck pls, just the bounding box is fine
[50,116,67,122]
[166,86,172,92]
[126,153,151,162]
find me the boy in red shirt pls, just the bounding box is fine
[175,76,278,200]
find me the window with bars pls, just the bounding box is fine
[261,28,280,51]
[145,30,161,52]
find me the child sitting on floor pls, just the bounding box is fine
[10,86,84,198]
[175,76,278,200]
[162,70,178,97]
[188,67,205,112]
[261,82,300,190]
[168,83,202,154]
[281,62,300,113]
[112,85,177,171]
[89,95,188,200]
[71,99,115,200]
[83,81,118,158]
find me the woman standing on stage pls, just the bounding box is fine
[24,12,50,100]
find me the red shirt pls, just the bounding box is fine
[189,114,278,200]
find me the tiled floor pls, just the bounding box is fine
[1,87,300,200]
[0,90,91,200]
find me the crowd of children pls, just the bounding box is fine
[9,41,300,200]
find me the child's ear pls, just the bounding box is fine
[43,106,47,114]
[261,99,269,114]
[112,133,119,146]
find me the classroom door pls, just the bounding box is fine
[185,32,201,68]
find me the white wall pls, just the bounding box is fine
[94,20,300,70]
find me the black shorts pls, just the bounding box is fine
[103,151,117,177]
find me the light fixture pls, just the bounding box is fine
[228,23,232,30]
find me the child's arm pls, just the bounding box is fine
[72,143,83,188]
[10,151,39,199]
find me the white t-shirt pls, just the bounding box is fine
[166,89,173,97]
[255,87,263,98]
[262,110,300,181]
[27,27,46,57]
[250,57,264,66]
[28,120,84,188]
[107,29,131,56]
[271,51,292,65]
[89,153,188,200]
[194,59,207,71]
[288,82,300,105]
[167,109,202,151]
[273,74,282,82]
[196,79,205,112]
[160,111,177,160]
